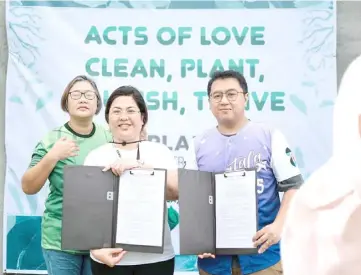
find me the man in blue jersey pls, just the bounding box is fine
[191,70,304,275]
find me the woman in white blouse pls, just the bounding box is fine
[84,85,178,275]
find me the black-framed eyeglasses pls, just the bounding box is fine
[210,90,243,103]
[69,90,96,100]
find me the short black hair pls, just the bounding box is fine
[105,85,148,128]
[207,70,248,96]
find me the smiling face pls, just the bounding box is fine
[108,95,144,142]
[209,77,248,126]
[66,80,98,118]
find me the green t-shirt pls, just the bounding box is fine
[29,122,112,254]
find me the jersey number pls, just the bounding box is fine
[257,179,264,194]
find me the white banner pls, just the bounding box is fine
[4,0,336,274]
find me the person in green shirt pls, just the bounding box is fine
[21,75,112,275]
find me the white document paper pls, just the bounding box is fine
[215,170,257,249]
[115,169,166,247]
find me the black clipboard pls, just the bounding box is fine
[178,168,258,255]
[62,165,167,253]
[178,169,216,255]
[61,165,117,250]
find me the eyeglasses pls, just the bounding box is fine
[69,90,96,100]
[210,90,243,103]
[111,108,141,116]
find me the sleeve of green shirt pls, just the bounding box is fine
[29,141,48,168]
